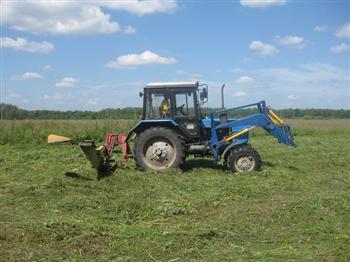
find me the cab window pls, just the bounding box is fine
[175,92,195,116]
[145,92,172,119]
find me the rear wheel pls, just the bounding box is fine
[227,145,261,173]
[134,127,185,171]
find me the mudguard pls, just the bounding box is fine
[125,119,178,141]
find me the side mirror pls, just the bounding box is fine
[199,88,208,101]
[139,92,143,97]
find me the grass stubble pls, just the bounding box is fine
[0,119,349,261]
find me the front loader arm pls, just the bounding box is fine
[217,113,296,146]
[210,101,296,160]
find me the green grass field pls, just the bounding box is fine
[1,120,350,261]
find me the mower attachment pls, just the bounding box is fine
[79,134,129,177]
[48,133,129,178]
[79,140,106,171]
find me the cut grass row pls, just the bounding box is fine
[0,120,349,260]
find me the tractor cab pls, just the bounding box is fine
[141,81,208,138]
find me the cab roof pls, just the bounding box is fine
[145,81,199,89]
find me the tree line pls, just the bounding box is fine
[1,103,349,120]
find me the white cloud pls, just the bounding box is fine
[249,40,279,56]
[176,70,202,79]
[12,72,43,80]
[275,35,307,49]
[314,25,328,32]
[231,68,242,73]
[43,65,53,71]
[21,98,30,104]
[106,50,176,69]
[240,0,287,8]
[335,22,350,38]
[55,77,79,87]
[234,91,247,97]
[2,0,177,35]
[7,93,21,99]
[176,70,187,75]
[123,25,136,34]
[5,93,30,104]
[288,94,296,100]
[330,43,349,54]
[45,93,73,101]
[235,76,255,85]
[256,63,349,85]
[0,37,54,53]
[43,93,72,101]
[87,99,98,106]
[240,57,256,64]
[3,1,119,35]
[100,0,178,15]
[251,63,349,108]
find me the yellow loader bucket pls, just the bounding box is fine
[47,134,72,144]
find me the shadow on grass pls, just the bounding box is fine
[96,164,120,180]
[262,160,276,167]
[182,158,224,172]
[97,170,114,181]
[64,172,94,181]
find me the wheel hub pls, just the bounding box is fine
[153,147,168,160]
[236,156,254,172]
[143,140,176,170]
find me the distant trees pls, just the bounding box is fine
[0,104,144,120]
[0,104,27,119]
[0,103,349,120]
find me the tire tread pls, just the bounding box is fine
[227,145,261,173]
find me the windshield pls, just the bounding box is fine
[174,91,195,117]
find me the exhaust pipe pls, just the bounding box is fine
[221,84,225,109]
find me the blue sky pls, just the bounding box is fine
[1,0,349,110]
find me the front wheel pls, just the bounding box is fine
[226,145,261,173]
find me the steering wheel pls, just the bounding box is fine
[176,104,186,115]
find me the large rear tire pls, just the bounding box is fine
[134,127,185,171]
[227,145,261,173]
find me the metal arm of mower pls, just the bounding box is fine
[79,133,129,174]
[210,101,296,160]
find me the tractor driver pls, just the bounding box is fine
[160,94,171,118]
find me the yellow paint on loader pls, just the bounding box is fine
[268,109,285,125]
[47,134,72,144]
[225,128,250,142]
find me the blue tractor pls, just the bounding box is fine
[127,81,296,173]
[49,81,296,175]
